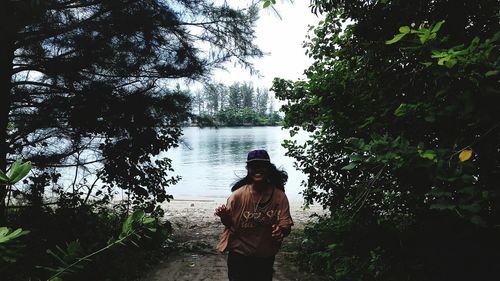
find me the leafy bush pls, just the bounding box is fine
[274,0,499,280]
[295,211,500,281]
[4,204,172,281]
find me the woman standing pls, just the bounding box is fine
[215,149,294,281]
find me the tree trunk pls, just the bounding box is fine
[0,31,14,225]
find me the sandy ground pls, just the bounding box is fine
[142,199,328,281]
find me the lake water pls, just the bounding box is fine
[166,127,307,203]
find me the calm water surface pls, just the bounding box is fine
[166,127,307,202]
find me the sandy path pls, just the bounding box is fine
[142,199,326,281]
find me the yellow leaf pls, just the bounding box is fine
[459,148,473,162]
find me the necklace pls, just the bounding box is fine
[254,195,262,212]
[252,185,274,212]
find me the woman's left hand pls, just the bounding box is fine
[215,204,232,227]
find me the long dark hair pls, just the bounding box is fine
[231,163,288,192]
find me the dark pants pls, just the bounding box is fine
[227,251,275,281]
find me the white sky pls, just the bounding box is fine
[211,1,321,90]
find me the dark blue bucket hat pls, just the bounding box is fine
[247,149,270,163]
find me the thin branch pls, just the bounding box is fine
[448,121,500,159]
[15,2,127,48]
[83,176,100,205]
[71,152,81,194]
[350,166,385,219]
[37,158,107,168]
[12,81,68,92]
[178,20,235,26]
[12,66,48,75]
[47,229,140,281]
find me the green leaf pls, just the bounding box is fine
[46,249,67,265]
[8,228,23,238]
[394,104,406,117]
[7,160,23,182]
[459,203,481,214]
[431,20,445,33]
[0,227,8,237]
[349,154,364,162]
[394,103,419,117]
[121,210,146,236]
[0,227,30,244]
[341,163,357,170]
[10,161,32,184]
[418,30,430,44]
[131,210,145,223]
[358,116,375,128]
[437,57,447,65]
[470,36,480,47]
[485,70,498,77]
[0,170,9,183]
[430,203,456,210]
[142,217,155,225]
[431,50,447,58]
[427,189,452,197]
[66,240,82,256]
[5,159,32,184]
[385,33,406,45]
[399,26,411,34]
[327,243,337,250]
[121,215,134,235]
[444,58,457,68]
[263,1,270,8]
[420,150,436,160]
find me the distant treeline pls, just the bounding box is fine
[188,82,282,126]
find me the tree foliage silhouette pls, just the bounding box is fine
[0,0,263,221]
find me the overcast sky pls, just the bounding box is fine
[211,1,321,90]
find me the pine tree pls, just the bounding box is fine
[0,0,262,222]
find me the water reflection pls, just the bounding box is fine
[166,127,307,202]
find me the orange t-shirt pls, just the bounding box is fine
[216,185,294,257]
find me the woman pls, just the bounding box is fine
[215,149,294,281]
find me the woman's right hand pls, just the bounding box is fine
[214,204,232,227]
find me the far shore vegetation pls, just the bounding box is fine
[185,81,283,127]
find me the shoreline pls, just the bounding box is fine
[161,198,327,229]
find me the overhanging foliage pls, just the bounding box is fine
[273,0,499,279]
[0,0,263,217]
